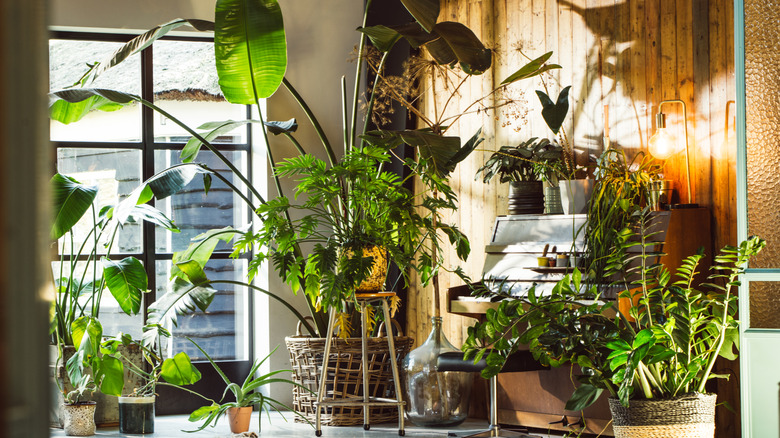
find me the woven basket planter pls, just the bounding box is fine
[285,321,412,426]
[608,393,717,438]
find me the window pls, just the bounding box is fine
[49,33,257,369]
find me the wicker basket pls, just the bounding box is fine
[285,320,413,426]
[608,393,717,438]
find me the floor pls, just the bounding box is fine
[50,412,574,437]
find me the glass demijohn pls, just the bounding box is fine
[401,317,472,426]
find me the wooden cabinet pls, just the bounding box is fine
[448,208,711,435]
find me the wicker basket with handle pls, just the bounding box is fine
[285,318,413,426]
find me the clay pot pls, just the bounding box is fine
[228,406,253,434]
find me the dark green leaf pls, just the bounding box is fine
[501,51,559,84]
[565,384,603,411]
[50,173,97,240]
[400,0,440,32]
[536,86,570,134]
[161,351,202,385]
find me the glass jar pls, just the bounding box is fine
[401,317,472,427]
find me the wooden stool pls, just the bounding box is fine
[314,292,405,436]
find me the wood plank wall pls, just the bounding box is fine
[406,0,736,435]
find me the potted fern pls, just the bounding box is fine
[463,210,765,437]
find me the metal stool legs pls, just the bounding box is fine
[458,376,538,438]
[314,293,405,436]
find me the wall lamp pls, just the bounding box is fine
[647,99,697,207]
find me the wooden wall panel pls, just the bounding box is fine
[406,0,737,435]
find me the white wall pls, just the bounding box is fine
[49,0,365,408]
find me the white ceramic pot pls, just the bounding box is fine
[559,179,594,214]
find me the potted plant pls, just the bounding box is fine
[463,210,765,437]
[46,0,558,427]
[583,148,663,292]
[98,327,205,434]
[188,344,308,434]
[475,138,551,215]
[50,166,207,426]
[60,369,98,436]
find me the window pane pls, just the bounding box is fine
[49,39,142,142]
[153,40,248,144]
[749,281,780,329]
[156,259,250,361]
[51,261,144,339]
[154,150,248,253]
[57,148,143,255]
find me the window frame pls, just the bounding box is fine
[50,30,256,412]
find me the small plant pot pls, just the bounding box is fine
[118,396,155,434]
[556,254,569,267]
[228,406,253,434]
[62,402,96,436]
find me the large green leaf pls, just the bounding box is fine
[125,204,180,233]
[147,277,216,328]
[101,256,148,316]
[161,351,202,386]
[170,227,242,281]
[114,164,213,224]
[432,22,492,75]
[51,173,98,240]
[363,129,461,177]
[49,88,135,124]
[357,25,403,52]
[49,95,125,125]
[400,0,440,33]
[95,355,125,397]
[215,0,287,103]
[86,19,215,84]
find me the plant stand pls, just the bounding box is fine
[314,292,406,436]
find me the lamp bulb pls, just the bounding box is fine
[648,128,677,160]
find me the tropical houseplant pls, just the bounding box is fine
[50,165,210,426]
[463,209,765,436]
[188,344,307,434]
[46,0,562,427]
[475,137,564,215]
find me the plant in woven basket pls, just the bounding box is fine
[463,209,765,412]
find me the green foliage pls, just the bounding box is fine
[582,149,663,290]
[476,137,565,184]
[187,344,309,432]
[463,212,765,410]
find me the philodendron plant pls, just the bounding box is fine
[48,0,559,339]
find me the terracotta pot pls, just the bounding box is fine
[62,402,96,436]
[228,406,253,434]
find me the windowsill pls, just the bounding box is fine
[49,411,569,437]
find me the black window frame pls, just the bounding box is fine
[50,30,255,413]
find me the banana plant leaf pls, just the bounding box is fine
[101,256,148,316]
[215,0,287,103]
[84,18,215,85]
[181,118,295,163]
[49,95,124,125]
[114,163,213,224]
[171,227,243,281]
[51,173,98,240]
[147,277,216,329]
[400,0,440,33]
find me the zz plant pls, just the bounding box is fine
[463,210,765,410]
